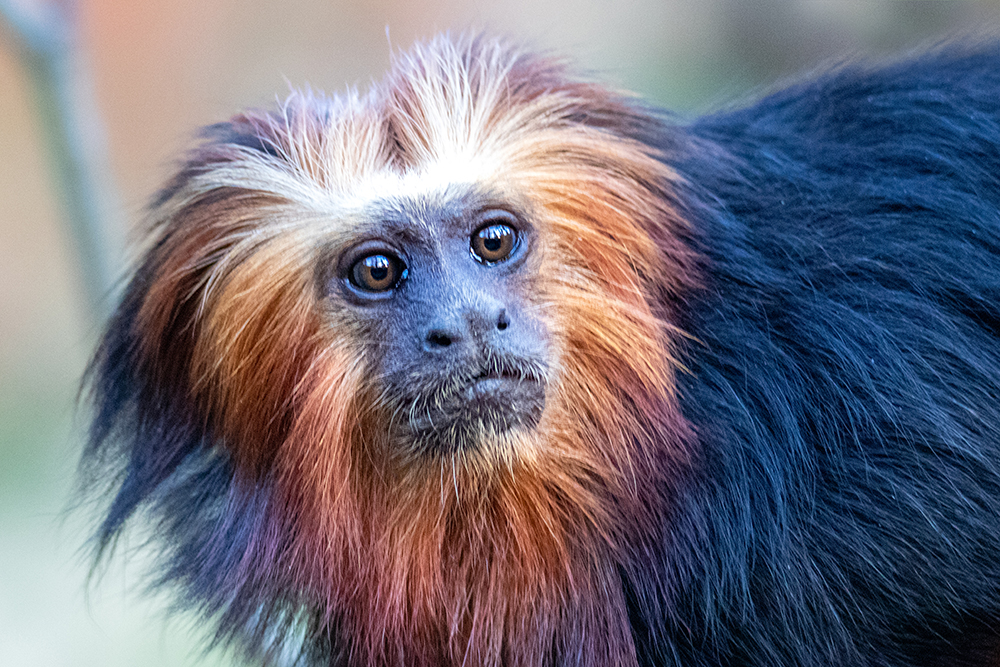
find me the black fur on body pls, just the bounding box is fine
[655,45,1000,666]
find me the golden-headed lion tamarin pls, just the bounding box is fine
[83,34,1000,666]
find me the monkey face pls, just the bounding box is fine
[321,192,550,456]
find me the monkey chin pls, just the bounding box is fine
[396,367,548,457]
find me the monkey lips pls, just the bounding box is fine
[390,356,548,455]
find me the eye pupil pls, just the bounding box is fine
[472,222,517,263]
[367,257,389,281]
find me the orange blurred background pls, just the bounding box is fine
[2,1,999,664]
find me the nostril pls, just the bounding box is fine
[497,309,510,331]
[426,331,453,348]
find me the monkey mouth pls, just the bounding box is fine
[399,360,547,453]
[460,368,528,401]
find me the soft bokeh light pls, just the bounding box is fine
[2,1,999,664]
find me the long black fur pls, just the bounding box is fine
[632,45,1000,665]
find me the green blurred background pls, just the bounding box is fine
[3,0,1000,664]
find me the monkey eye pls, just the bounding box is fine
[349,253,407,292]
[471,215,519,264]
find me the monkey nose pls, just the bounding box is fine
[424,328,458,349]
[422,307,510,352]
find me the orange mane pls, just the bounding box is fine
[128,35,697,666]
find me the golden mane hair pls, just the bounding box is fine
[96,35,698,665]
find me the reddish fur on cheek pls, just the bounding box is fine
[192,237,324,478]
[134,188,327,480]
[135,191,272,399]
[274,346,368,583]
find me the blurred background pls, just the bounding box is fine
[2,0,1000,664]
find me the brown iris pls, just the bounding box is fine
[350,253,405,292]
[471,222,517,263]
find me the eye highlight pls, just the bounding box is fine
[349,253,406,292]
[471,218,518,264]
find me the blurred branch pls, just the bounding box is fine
[0,0,124,321]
